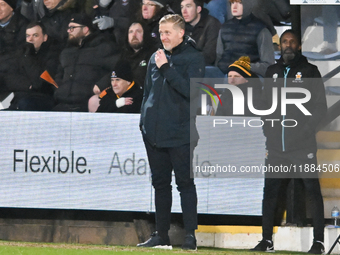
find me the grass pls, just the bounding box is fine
[0,241,308,255]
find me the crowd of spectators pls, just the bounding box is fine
[0,0,290,113]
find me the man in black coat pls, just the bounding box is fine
[181,0,220,65]
[53,13,119,112]
[4,21,60,110]
[0,0,28,92]
[96,60,143,113]
[138,14,204,251]
[251,30,327,254]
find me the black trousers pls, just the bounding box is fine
[143,136,197,232]
[262,149,324,242]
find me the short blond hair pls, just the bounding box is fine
[159,14,185,30]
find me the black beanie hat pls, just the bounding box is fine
[227,56,253,78]
[111,60,133,82]
[4,0,16,10]
[69,13,94,31]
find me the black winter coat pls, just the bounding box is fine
[54,32,120,109]
[96,81,143,113]
[5,38,61,100]
[0,12,28,74]
[140,36,205,148]
[185,8,221,65]
[262,55,327,152]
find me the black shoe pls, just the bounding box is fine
[250,239,274,252]
[137,232,172,249]
[308,241,324,254]
[182,234,197,250]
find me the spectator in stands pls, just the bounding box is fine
[251,30,326,254]
[181,0,220,65]
[4,21,60,110]
[137,14,204,251]
[204,0,228,24]
[95,21,158,91]
[0,0,28,92]
[215,56,262,116]
[53,13,119,112]
[139,0,174,44]
[252,0,291,37]
[92,0,140,47]
[215,0,274,78]
[21,0,45,20]
[40,0,76,46]
[95,60,143,113]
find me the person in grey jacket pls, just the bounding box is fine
[138,14,204,251]
[215,0,274,77]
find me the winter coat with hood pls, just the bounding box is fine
[140,36,205,148]
[185,8,221,66]
[262,54,327,152]
[215,0,274,77]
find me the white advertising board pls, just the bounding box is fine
[0,112,264,215]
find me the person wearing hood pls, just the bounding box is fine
[251,30,326,254]
[215,56,262,116]
[138,14,204,250]
[215,0,274,78]
[181,0,220,65]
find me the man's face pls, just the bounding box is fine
[228,71,248,86]
[0,0,13,23]
[181,0,201,25]
[159,22,184,51]
[67,22,86,45]
[142,0,157,20]
[43,0,62,10]
[280,32,301,63]
[231,1,243,19]
[111,78,130,97]
[128,23,144,51]
[26,25,48,51]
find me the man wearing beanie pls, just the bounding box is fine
[0,0,28,92]
[138,14,204,251]
[53,13,120,112]
[251,30,326,254]
[215,0,274,77]
[95,60,143,113]
[215,56,262,116]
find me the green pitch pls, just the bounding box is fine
[0,241,308,255]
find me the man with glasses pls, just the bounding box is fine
[53,13,120,112]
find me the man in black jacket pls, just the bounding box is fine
[53,13,119,112]
[181,0,220,65]
[4,21,60,110]
[251,30,327,254]
[138,14,204,250]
